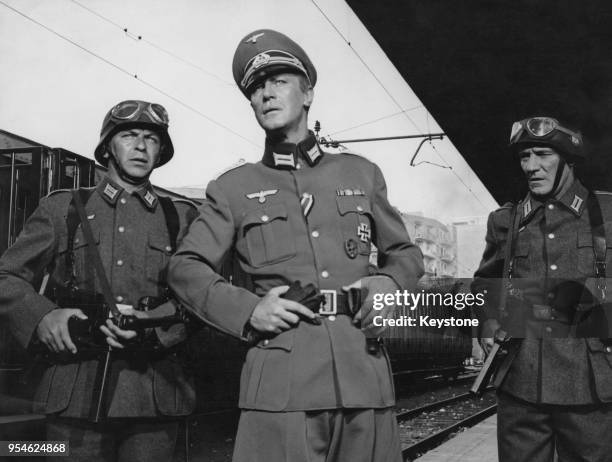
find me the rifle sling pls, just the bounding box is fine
[158,195,179,252]
[499,204,521,318]
[71,190,116,423]
[65,188,95,289]
[586,192,607,300]
[71,190,122,318]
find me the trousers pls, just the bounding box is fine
[497,391,612,462]
[232,407,402,462]
[46,417,178,462]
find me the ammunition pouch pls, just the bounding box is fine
[502,291,610,339]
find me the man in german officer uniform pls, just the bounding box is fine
[0,100,196,461]
[473,117,612,461]
[169,29,424,461]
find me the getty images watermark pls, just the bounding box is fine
[371,290,485,328]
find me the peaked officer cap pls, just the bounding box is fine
[232,29,317,98]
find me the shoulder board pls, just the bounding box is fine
[172,198,197,208]
[332,149,365,158]
[326,149,374,163]
[492,201,515,214]
[213,158,247,180]
[594,190,612,196]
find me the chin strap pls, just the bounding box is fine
[535,157,568,202]
[551,157,567,197]
[107,155,151,187]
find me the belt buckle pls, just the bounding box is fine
[319,290,337,316]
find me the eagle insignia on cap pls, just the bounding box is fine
[252,52,271,69]
[245,32,265,44]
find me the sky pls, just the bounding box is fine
[0,0,498,223]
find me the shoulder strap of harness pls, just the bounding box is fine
[65,188,95,289]
[587,191,607,300]
[499,203,520,319]
[158,196,179,251]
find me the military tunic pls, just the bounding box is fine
[0,177,196,418]
[472,179,612,405]
[169,135,424,412]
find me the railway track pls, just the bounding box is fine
[394,367,481,396]
[397,387,496,461]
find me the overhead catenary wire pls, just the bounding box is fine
[310,0,490,211]
[430,143,490,212]
[68,0,233,86]
[309,0,425,135]
[0,0,260,149]
[328,105,423,136]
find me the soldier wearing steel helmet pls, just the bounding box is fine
[0,100,196,461]
[472,116,612,461]
[169,29,424,462]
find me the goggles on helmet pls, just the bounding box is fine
[110,100,169,126]
[510,117,580,145]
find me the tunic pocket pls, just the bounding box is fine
[336,196,373,256]
[239,203,296,268]
[510,237,530,275]
[146,234,173,284]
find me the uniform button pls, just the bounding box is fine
[548,233,555,239]
[116,259,123,266]
[165,245,172,252]
[545,326,552,333]
[328,315,336,321]
[263,339,269,346]
[118,226,125,233]
[116,295,124,303]
[74,238,80,244]
[321,271,329,278]
[550,264,558,271]
[312,230,320,238]
[261,215,269,222]
[120,198,127,204]
[548,204,554,210]
[550,315,556,320]
[605,346,612,353]
[296,163,302,170]
[356,205,363,212]
[547,292,554,300]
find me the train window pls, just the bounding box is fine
[0,152,33,166]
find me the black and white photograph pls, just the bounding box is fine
[0,1,611,461]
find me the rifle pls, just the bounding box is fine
[42,287,187,352]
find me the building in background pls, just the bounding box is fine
[451,216,488,278]
[400,211,457,279]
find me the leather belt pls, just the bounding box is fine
[319,289,360,316]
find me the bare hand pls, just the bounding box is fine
[99,307,146,349]
[36,308,88,354]
[343,275,399,336]
[479,318,501,355]
[249,286,317,334]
